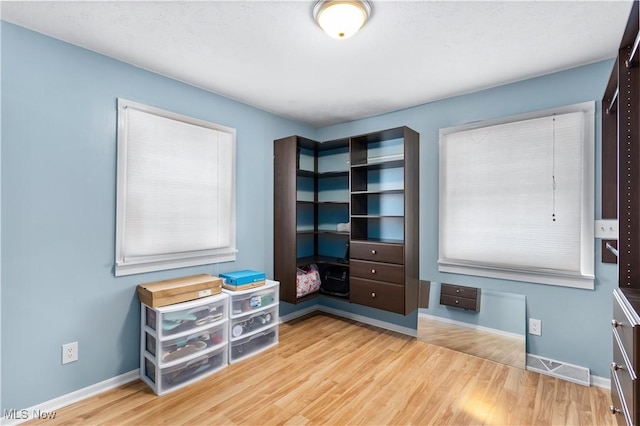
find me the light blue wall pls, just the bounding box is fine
[1,19,618,412]
[314,60,617,378]
[0,21,316,411]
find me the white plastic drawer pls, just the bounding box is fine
[144,345,227,395]
[145,294,228,339]
[227,284,279,319]
[230,306,278,341]
[162,346,226,390]
[229,325,278,363]
[145,321,228,365]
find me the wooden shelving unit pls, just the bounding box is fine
[274,136,350,303]
[274,126,419,315]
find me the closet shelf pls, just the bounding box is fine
[296,255,349,267]
[296,200,349,205]
[351,189,404,195]
[351,214,404,218]
[297,169,349,178]
[350,159,404,170]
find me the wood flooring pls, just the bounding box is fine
[27,313,615,425]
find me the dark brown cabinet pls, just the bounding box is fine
[603,2,640,424]
[274,127,420,315]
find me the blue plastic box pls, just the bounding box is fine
[220,270,266,286]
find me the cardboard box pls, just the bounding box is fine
[219,270,266,286]
[222,280,265,292]
[137,274,222,307]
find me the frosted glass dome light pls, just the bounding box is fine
[313,1,372,40]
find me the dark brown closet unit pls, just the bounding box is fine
[602,2,640,425]
[273,135,350,304]
[348,127,420,315]
[273,127,419,315]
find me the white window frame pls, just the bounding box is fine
[115,99,237,276]
[438,102,595,289]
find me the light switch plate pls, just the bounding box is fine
[595,219,618,239]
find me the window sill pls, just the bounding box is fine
[438,261,594,290]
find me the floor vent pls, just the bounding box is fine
[526,354,590,386]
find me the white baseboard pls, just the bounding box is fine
[317,305,417,337]
[418,312,524,340]
[279,305,319,323]
[280,303,417,337]
[590,374,610,390]
[1,370,139,425]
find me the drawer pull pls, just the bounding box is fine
[456,289,460,293]
[371,250,377,255]
[611,362,625,371]
[610,405,622,415]
[371,269,376,274]
[371,292,376,298]
[612,319,623,328]
[455,300,459,304]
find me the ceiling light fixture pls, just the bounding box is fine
[313,0,372,40]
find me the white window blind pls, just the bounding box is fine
[115,99,236,276]
[439,102,594,289]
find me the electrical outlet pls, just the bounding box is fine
[62,342,78,364]
[529,318,542,336]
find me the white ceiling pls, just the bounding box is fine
[1,1,634,127]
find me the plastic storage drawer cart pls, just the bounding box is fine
[140,292,229,395]
[223,280,279,363]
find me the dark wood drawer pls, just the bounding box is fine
[350,277,404,314]
[441,283,478,299]
[440,284,480,311]
[612,369,632,426]
[614,332,636,379]
[613,340,635,422]
[614,292,638,372]
[440,294,479,311]
[350,260,404,284]
[350,241,404,264]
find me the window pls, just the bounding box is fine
[438,102,594,289]
[115,99,236,276]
